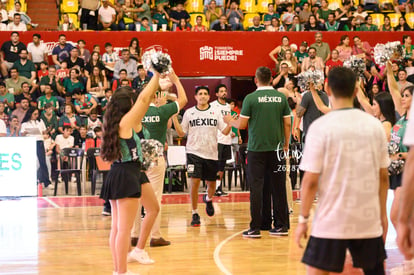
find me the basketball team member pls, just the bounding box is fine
[224,66,291,238]
[397,98,414,259]
[211,84,232,197]
[129,71,187,250]
[174,86,231,227]
[296,67,389,275]
[100,76,160,275]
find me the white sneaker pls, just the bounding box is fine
[127,249,155,264]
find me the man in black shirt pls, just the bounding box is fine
[132,65,151,94]
[65,48,85,70]
[272,62,295,89]
[1,31,26,78]
[169,3,190,26]
[212,15,232,31]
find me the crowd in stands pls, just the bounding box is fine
[0,1,38,31]
[54,0,414,31]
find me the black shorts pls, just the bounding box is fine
[187,153,218,181]
[390,174,402,190]
[218,143,232,171]
[302,236,386,273]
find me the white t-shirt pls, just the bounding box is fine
[300,109,390,239]
[27,42,47,63]
[7,22,27,31]
[55,134,74,150]
[20,120,46,141]
[0,9,7,22]
[0,23,6,31]
[403,100,414,146]
[98,6,116,23]
[210,100,232,145]
[181,105,227,160]
[0,119,6,134]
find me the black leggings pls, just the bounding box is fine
[37,140,51,187]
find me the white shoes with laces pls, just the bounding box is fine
[127,248,155,265]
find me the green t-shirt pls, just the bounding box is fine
[40,76,59,96]
[391,116,408,153]
[153,12,168,27]
[0,93,15,114]
[5,76,30,95]
[240,88,291,152]
[325,21,340,31]
[310,42,331,61]
[41,111,58,139]
[231,110,238,136]
[317,8,332,22]
[37,95,59,110]
[360,24,378,31]
[295,51,308,64]
[142,102,179,145]
[63,78,84,95]
[136,3,151,21]
[263,13,279,22]
[248,25,266,31]
[13,60,36,79]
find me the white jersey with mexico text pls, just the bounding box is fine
[181,105,227,160]
[211,100,232,145]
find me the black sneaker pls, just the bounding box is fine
[102,207,111,216]
[242,229,261,238]
[191,213,201,227]
[203,194,215,216]
[215,189,229,197]
[269,227,289,236]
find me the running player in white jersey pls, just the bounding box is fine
[174,86,232,226]
[210,84,232,196]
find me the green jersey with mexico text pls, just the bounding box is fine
[240,86,291,152]
[142,101,179,145]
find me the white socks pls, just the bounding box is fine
[192,209,198,215]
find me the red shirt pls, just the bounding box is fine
[326,59,343,71]
[37,70,49,81]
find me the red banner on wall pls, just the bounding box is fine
[0,31,411,76]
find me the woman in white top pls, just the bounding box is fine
[20,107,51,188]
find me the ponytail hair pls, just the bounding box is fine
[101,87,134,161]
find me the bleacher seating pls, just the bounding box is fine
[6,0,27,12]
[60,0,79,14]
[240,0,257,13]
[371,13,384,28]
[59,13,80,29]
[185,0,204,13]
[388,13,401,27]
[406,13,414,29]
[257,0,272,14]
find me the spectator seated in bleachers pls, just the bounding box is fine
[58,13,76,31]
[299,2,312,24]
[248,15,266,31]
[52,34,74,69]
[353,4,368,24]
[363,0,380,13]
[65,48,85,71]
[206,0,223,29]
[132,64,150,93]
[325,12,340,31]
[192,15,208,31]
[139,16,153,31]
[111,69,131,90]
[175,18,191,31]
[13,49,37,84]
[133,0,153,25]
[58,103,81,134]
[102,42,118,72]
[0,81,14,112]
[153,4,170,30]
[211,14,232,30]
[37,84,59,112]
[380,15,395,31]
[73,88,98,116]
[85,108,102,138]
[78,0,100,30]
[316,0,333,23]
[11,96,29,125]
[170,2,190,29]
[5,68,34,96]
[394,0,412,13]
[14,82,37,108]
[7,13,26,31]
[0,2,7,25]
[395,16,413,31]
[57,68,85,104]
[113,49,138,80]
[304,14,326,30]
[226,1,244,30]
[288,15,304,31]
[98,0,117,30]
[282,3,296,29]
[87,65,108,99]
[0,13,6,30]
[6,115,20,136]
[8,1,38,28]
[263,3,280,25]
[266,17,285,31]
[27,34,48,69]
[118,0,136,30]
[361,15,379,31]
[40,102,58,139]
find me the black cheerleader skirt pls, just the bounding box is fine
[100,161,149,200]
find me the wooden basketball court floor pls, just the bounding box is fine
[0,190,405,275]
